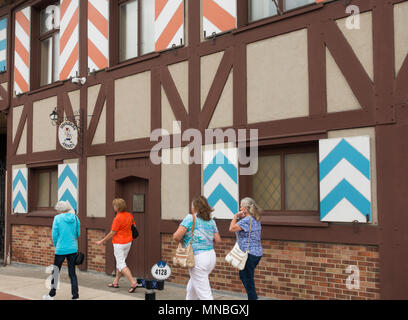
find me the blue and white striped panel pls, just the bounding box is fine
[12,168,27,214]
[203,148,239,219]
[0,17,7,72]
[58,163,78,214]
[319,136,371,223]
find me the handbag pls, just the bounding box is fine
[225,217,252,270]
[74,216,84,266]
[131,224,139,239]
[75,252,85,265]
[173,215,196,268]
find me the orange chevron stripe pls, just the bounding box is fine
[60,42,79,80]
[14,37,29,66]
[155,2,183,51]
[155,0,168,20]
[60,0,71,20]
[16,10,30,36]
[88,1,108,39]
[203,0,236,32]
[88,39,108,69]
[60,7,79,53]
[14,67,28,92]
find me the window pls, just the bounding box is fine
[33,168,58,210]
[249,0,278,22]
[119,0,155,62]
[284,0,315,11]
[248,0,316,23]
[252,145,318,214]
[39,3,60,86]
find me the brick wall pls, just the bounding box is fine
[87,229,106,272]
[161,235,381,300]
[11,225,55,266]
[11,225,107,273]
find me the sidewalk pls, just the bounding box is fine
[0,262,249,301]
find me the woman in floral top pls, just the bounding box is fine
[229,197,263,300]
[173,196,222,300]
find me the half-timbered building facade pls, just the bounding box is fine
[1,0,408,299]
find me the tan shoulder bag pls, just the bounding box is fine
[173,215,196,268]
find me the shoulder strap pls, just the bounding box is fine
[189,215,196,245]
[247,217,252,251]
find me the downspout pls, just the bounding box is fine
[3,0,27,266]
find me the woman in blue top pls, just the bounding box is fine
[43,201,80,300]
[173,196,221,300]
[229,197,263,300]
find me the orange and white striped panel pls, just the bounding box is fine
[203,0,236,37]
[59,0,79,80]
[88,0,109,72]
[14,7,31,94]
[155,0,184,52]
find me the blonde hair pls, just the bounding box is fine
[240,197,262,221]
[112,198,127,212]
[55,201,72,213]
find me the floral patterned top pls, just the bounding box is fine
[237,216,263,257]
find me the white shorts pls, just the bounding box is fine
[113,242,132,272]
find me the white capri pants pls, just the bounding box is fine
[186,249,216,300]
[113,242,132,272]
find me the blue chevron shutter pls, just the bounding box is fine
[203,148,239,219]
[12,168,28,214]
[319,136,371,223]
[58,163,78,213]
[0,17,7,72]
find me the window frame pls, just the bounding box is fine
[244,0,318,25]
[31,166,58,211]
[30,0,61,90]
[27,164,60,216]
[111,0,154,66]
[243,143,320,217]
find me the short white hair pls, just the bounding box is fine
[54,201,72,213]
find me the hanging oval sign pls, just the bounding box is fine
[58,121,78,150]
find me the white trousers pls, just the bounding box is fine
[186,249,216,300]
[113,242,132,272]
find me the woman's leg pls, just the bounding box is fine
[186,276,198,300]
[239,267,250,294]
[121,267,137,286]
[113,242,136,286]
[113,269,122,285]
[48,254,65,298]
[189,250,216,300]
[242,254,262,300]
[66,253,79,299]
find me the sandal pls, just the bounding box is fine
[128,283,141,293]
[108,282,119,288]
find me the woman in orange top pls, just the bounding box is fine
[96,198,141,293]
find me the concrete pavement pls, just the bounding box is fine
[0,262,249,301]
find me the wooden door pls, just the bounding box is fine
[116,176,148,278]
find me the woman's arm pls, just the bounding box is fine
[96,230,117,245]
[173,226,187,242]
[214,232,222,244]
[229,213,244,233]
